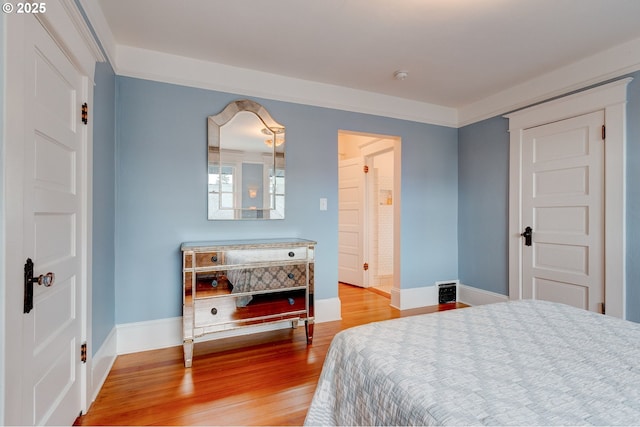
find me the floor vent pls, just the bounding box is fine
[438,282,457,304]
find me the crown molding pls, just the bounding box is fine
[458,36,640,127]
[504,77,632,129]
[60,0,104,63]
[112,38,640,129]
[77,0,640,128]
[115,45,459,128]
[77,0,117,67]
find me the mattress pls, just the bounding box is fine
[304,300,640,426]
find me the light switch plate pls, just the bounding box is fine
[319,198,328,211]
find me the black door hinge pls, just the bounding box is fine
[82,103,88,125]
[601,124,606,140]
[81,342,87,363]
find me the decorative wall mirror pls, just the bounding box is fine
[208,100,285,220]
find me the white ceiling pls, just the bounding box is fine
[92,0,640,125]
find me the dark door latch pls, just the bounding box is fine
[24,258,35,313]
[521,226,533,246]
[24,258,55,313]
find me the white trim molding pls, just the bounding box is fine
[391,285,439,310]
[69,0,640,128]
[89,328,117,405]
[505,78,631,319]
[116,317,183,355]
[459,37,640,126]
[36,0,104,79]
[3,3,103,423]
[77,0,117,66]
[116,45,459,128]
[457,284,509,307]
[315,297,342,323]
[111,39,640,129]
[116,318,298,355]
[116,296,341,355]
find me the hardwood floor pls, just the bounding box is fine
[74,284,466,426]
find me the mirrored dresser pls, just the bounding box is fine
[181,238,316,367]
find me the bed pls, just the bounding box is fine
[304,299,640,426]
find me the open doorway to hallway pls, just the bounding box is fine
[337,131,400,298]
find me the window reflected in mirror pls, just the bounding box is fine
[207,100,285,220]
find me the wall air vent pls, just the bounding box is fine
[438,282,457,304]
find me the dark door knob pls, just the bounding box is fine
[23,258,55,313]
[521,226,533,246]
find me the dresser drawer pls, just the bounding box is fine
[194,296,236,327]
[226,247,308,264]
[195,251,223,267]
[195,290,307,328]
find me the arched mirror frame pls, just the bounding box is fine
[207,99,285,220]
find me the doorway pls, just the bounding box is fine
[520,111,604,312]
[506,78,630,318]
[3,7,103,425]
[338,131,400,298]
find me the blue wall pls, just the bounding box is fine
[114,77,459,324]
[92,61,116,351]
[87,68,640,352]
[626,73,640,323]
[458,117,509,295]
[458,72,640,322]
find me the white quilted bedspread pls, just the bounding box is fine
[304,300,640,426]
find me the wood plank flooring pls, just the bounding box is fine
[74,283,466,426]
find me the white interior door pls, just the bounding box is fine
[21,15,85,425]
[338,158,366,287]
[521,110,604,312]
[366,150,394,289]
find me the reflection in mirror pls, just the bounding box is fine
[208,100,285,220]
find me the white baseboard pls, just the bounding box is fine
[89,327,117,403]
[388,281,508,310]
[113,288,505,357]
[315,297,341,323]
[116,316,183,355]
[107,287,508,357]
[458,283,509,306]
[390,285,439,310]
[115,296,342,355]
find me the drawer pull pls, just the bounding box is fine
[288,297,295,305]
[288,251,295,258]
[211,255,218,263]
[210,307,218,315]
[288,273,295,279]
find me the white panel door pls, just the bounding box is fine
[338,158,366,287]
[521,111,604,312]
[21,16,85,425]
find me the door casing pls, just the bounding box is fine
[3,3,103,424]
[506,78,631,319]
[520,110,604,311]
[360,142,395,290]
[337,131,401,300]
